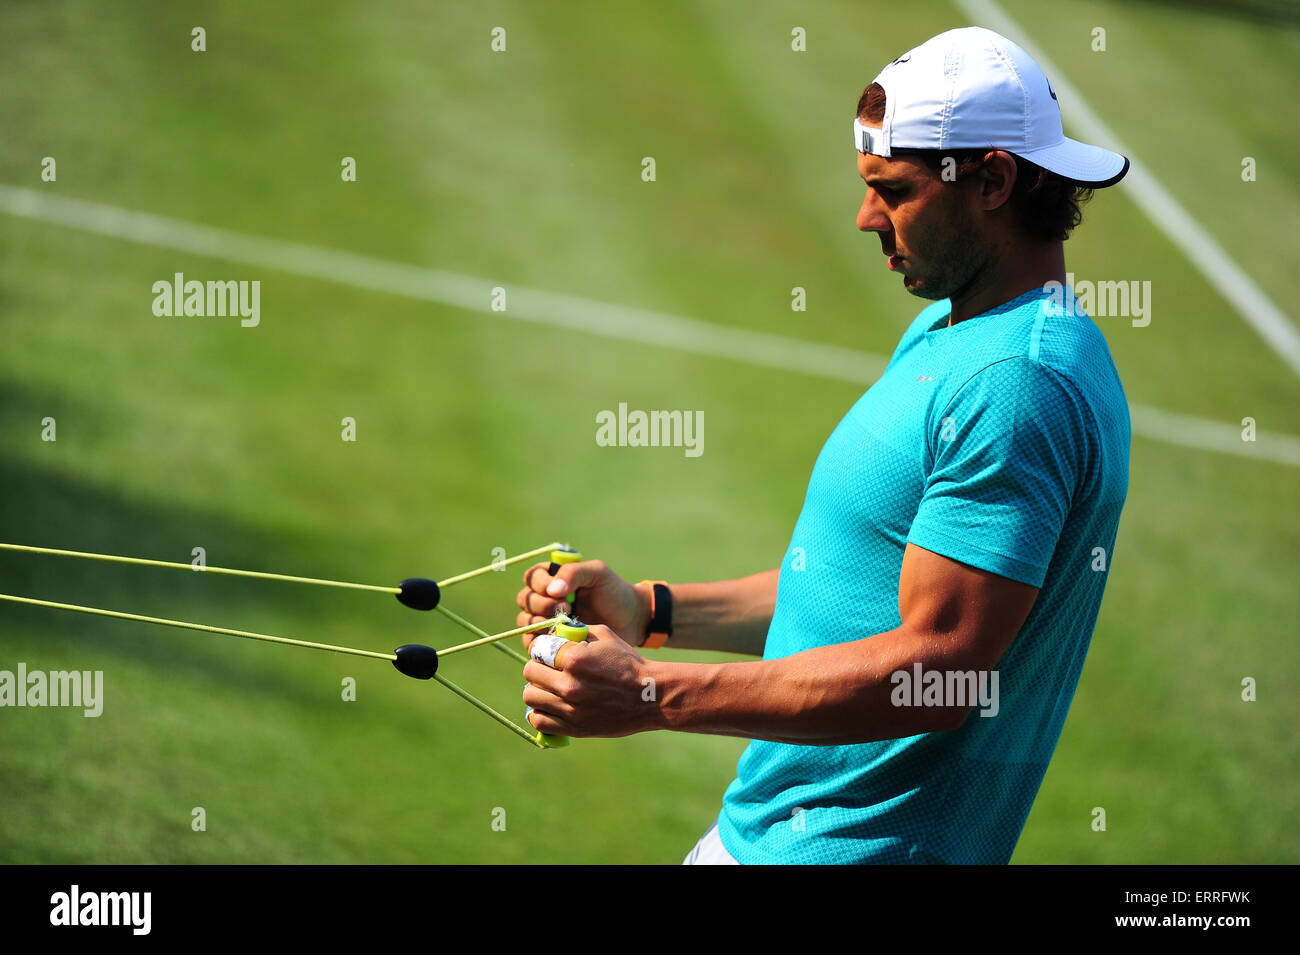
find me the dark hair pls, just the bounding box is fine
[856,83,1094,242]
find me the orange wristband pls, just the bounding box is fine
[638,580,672,649]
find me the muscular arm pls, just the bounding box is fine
[515,561,778,657]
[654,544,1038,743]
[523,544,1039,745]
[659,569,779,656]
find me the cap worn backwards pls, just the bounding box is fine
[854,26,1129,187]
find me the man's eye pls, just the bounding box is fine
[876,185,902,200]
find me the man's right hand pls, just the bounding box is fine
[516,559,651,648]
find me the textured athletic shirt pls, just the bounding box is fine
[718,286,1130,863]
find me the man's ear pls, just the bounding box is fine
[977,150,1019,212]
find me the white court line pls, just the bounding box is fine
[954,0,1300,379]
[1,184,1297,468]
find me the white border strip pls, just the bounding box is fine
[1,184,1296,468]
[954,0,1300,378]
[0,185,881,386]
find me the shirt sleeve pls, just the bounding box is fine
[907,357,1091,588]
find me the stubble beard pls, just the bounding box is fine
[900,203,988,303]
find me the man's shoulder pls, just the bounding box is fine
[903,289,1130,459]
[889,289,1128,412]
[955,289,1126,406]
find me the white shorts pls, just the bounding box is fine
[682,819,740,865]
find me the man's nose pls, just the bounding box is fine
[857,192,890,233]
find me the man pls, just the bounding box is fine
[516,26,1131,864]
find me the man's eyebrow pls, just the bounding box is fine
[860,173,908,187]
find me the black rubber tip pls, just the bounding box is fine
[397,577,440,611]
[392,644,439,680]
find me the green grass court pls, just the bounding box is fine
[0,0,1296,863]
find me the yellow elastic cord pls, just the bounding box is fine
[0,592,397,662]
[436,543,565,588]
[438,614,569,657]
[0,542,400,595]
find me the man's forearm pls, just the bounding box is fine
[653,569,779,656]
[647,625,975,744]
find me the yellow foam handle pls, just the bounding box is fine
[533,621,588,748]
[548,549,583,605]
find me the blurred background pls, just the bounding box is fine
[0,0,1296,863]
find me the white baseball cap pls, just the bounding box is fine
[854,26,1129,187]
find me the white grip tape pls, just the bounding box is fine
[529,632,569,668]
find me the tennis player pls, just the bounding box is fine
[517,26,1131,864]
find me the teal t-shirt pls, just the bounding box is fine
[717,286,1130,864]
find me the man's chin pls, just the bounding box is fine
[901,274,949,301]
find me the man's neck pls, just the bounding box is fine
[947,240,1066,326]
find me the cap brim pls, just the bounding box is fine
[1014,136,1130,187]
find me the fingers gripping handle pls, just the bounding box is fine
[526,620,588,748]
[547,547,582,604]
[528,548,583,749]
